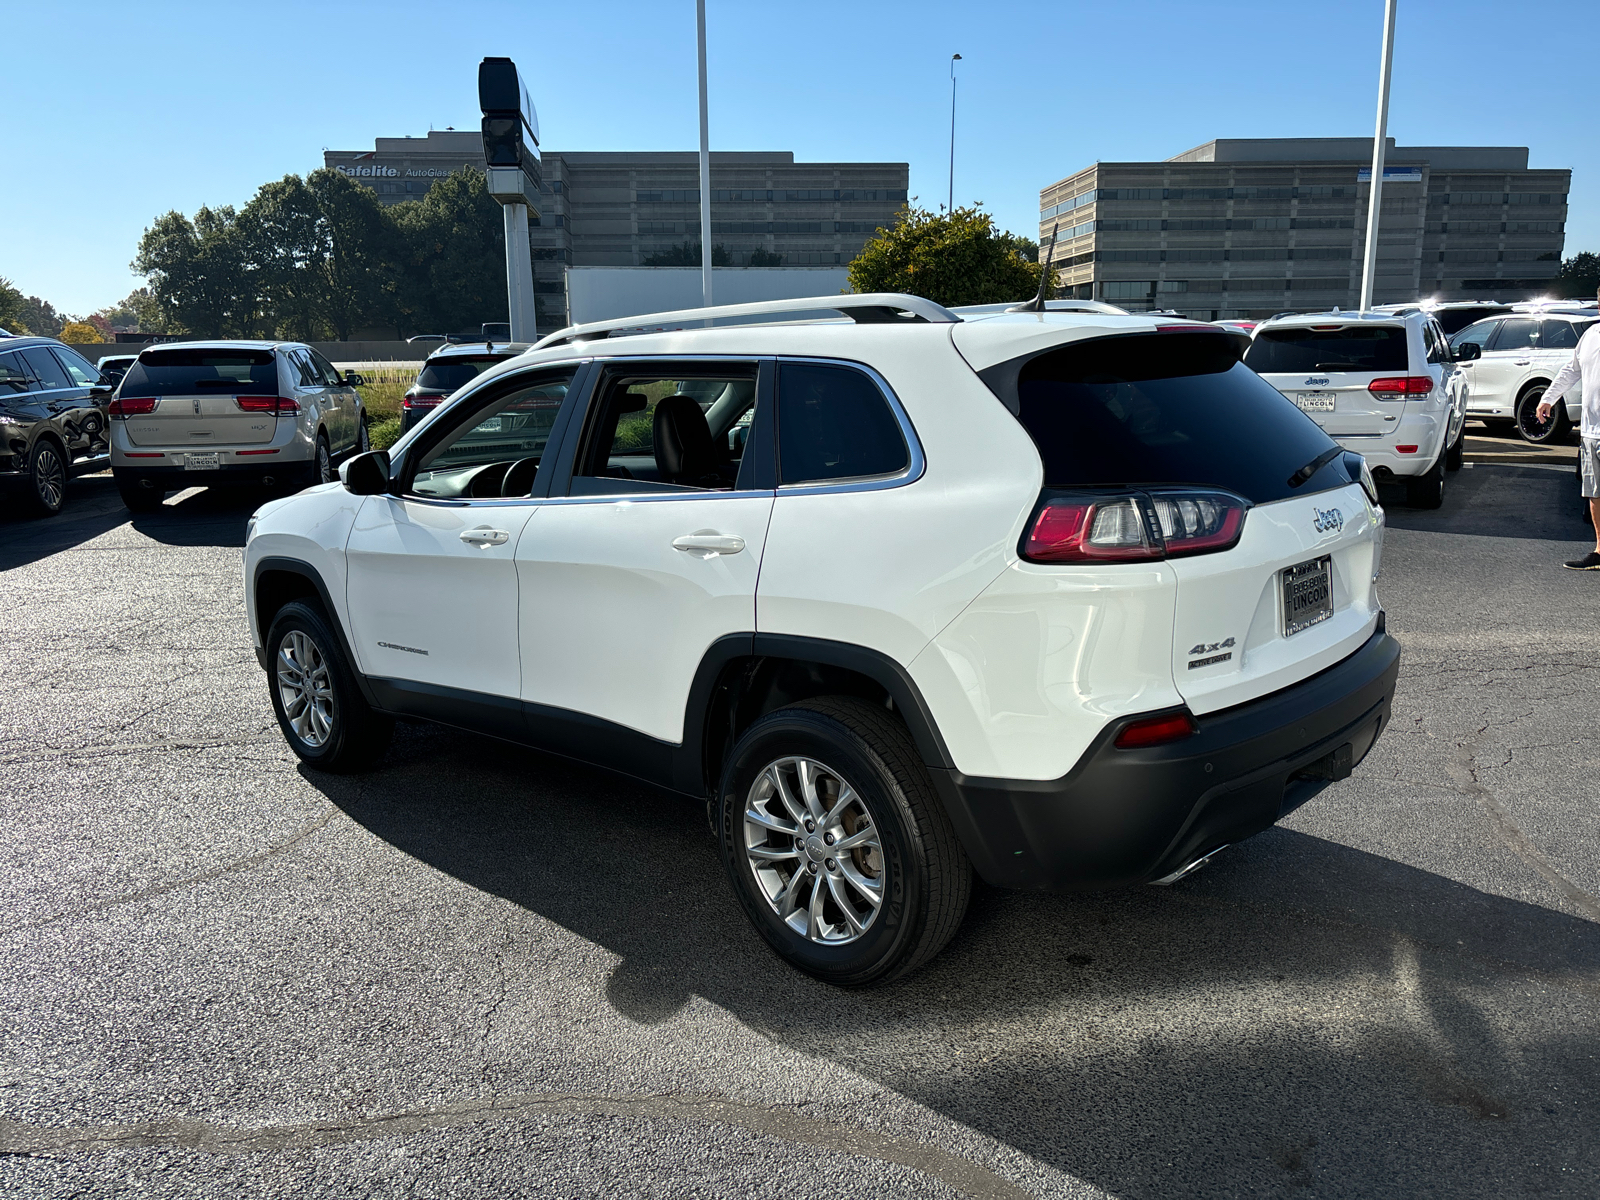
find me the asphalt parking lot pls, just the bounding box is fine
[2,451,1598,1199]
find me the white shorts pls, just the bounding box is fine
[1581,438,1600,499]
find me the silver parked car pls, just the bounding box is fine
[109,341,368,512]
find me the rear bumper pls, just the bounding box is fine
[112,460,306,489]
[931,625,1401,891]
[1336,413,1446,478]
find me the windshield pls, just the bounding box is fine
[416,356,502,393]
[1244,326,1409,374]
[986,331,1348,504]
[120,349,278,398]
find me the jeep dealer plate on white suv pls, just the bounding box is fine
[1283,555,1334,635]
[1296,391,1336,412]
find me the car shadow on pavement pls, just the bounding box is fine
[1382,463,1588,542]
[310,722,1600,1199]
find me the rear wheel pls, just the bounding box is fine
[266,600,392,772]
[306,432,333,486]
[1405,452,1446,509]
[115,473,166,513]
[1516,384,1567,445]
[27,439,67,517]
[715,696,971,986]
[1445,428,1464,471]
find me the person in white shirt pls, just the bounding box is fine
[1537,288,1600,569]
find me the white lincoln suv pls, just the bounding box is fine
[1244,310,1470,508]
[243,294,1400,985]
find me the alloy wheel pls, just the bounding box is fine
[317,439,333,483]
[276,629,335,747]
[33,445,65,511]
[744,756,884,944]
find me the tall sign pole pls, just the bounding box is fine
[1358,0,1397,312]
[948,54,961,212]
[479,57,542,342]
[697,0,713,313]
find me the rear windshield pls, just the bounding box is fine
[1244,326,1409,374]
[990,332,1347,504]
[1435,307,1510,335]
[120,349,278,398]
[417,356,501,392]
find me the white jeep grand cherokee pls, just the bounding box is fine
[243,294,1400,985]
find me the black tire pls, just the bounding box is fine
[354,416,370,456]
[1405,452,1446,509]
[715,696,971,986]
[1445,428,1464,471]
[265,600,392,772]
[26,438,68,517]
[307,432,334,487]
[1515,384,1568,445]
[115,473,167,513]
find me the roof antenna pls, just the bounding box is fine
[1009,221,1058,313]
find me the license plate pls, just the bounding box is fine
[185,453,220,471]
[1295,391,1336,412]
[1283,555,1334,636]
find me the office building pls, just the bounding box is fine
[1038,138,1570,317]
[326,132,907,335]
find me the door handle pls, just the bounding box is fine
[672,531,745,557]
[459,528,510,546]
[1514,359,1531,366]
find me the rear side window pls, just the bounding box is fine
[1541,320,1580,351]
[1243,326,1409,373]
[993,332,1346,504]
[120,349,279,398]
[777,361,909,486]
[417,356,503,393]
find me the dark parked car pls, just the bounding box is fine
[401,341,527,431]
[0,337,113,516]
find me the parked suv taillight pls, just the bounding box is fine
[1022,490,1249,564]
[1366,376,1433,397]
[235,396,301,415]
[403,392,446,410]
[108,396,157,418]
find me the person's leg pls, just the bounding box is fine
[1591,497,1600,554]
[1564,441,1600,568]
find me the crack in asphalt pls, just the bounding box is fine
[0,1093,1034,1200]
[0,732,278,767]
[0,803,342,937]
[1450,741,1600,923]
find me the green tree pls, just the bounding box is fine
[98,287,171,334]
[1555,251,1600,299]
[748,247,785,267]
[847,204,1050,307]
[239,175,326,340]
[391,167,508,335]
[641,242,732,267]
[132,205,256,337]
[17,294,62,337]
[0,277,26,332]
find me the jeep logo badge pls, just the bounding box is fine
[1313,506,1344,533]
[1304,376,1330,386]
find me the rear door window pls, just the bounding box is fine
[1243,326,1409,373]
[19,347,72,390]
[987,331,1347,504]
[776,361,909,486]
[119,349,280,398]
[1488,318,1539,352]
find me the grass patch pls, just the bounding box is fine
[370,416,404,452]
[357,381,410,423]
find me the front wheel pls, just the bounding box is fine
[27,439,67,517]
[1516,385,1568,445]
[266,600,392,772]
[715,697,971,986]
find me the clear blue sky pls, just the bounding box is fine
[6,0,1596,316]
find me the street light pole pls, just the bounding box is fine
[1359,0,1397,312]
[697,0,713,314]
[948,53,961,212]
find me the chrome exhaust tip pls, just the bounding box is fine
[1148,844,1230,887]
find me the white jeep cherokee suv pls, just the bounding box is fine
[243,294,1400,985]
[1244,310,1470,509]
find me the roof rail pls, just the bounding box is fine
[531,293,960,350]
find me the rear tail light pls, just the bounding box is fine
[1023,490,1248,564]
[403,392,446,409]
[1367,376,1433,397]
[1114,709,1199,749]
[235,396,300,415]
[108,396,157,417]
[1395,445,1419,454]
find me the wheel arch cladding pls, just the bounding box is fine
[252,557,378,706]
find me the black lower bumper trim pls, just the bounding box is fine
[930,629,1401,891]
[115,461,308,486]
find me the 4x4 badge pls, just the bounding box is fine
[1189,637,1235,656]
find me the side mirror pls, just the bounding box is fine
[340,450,391,495]
[1453,342,1482,362]
[90,384,113,398]
[342,371,367,387]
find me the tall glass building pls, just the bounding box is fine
[1039,138,1570,317]
[327,132,907,336]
